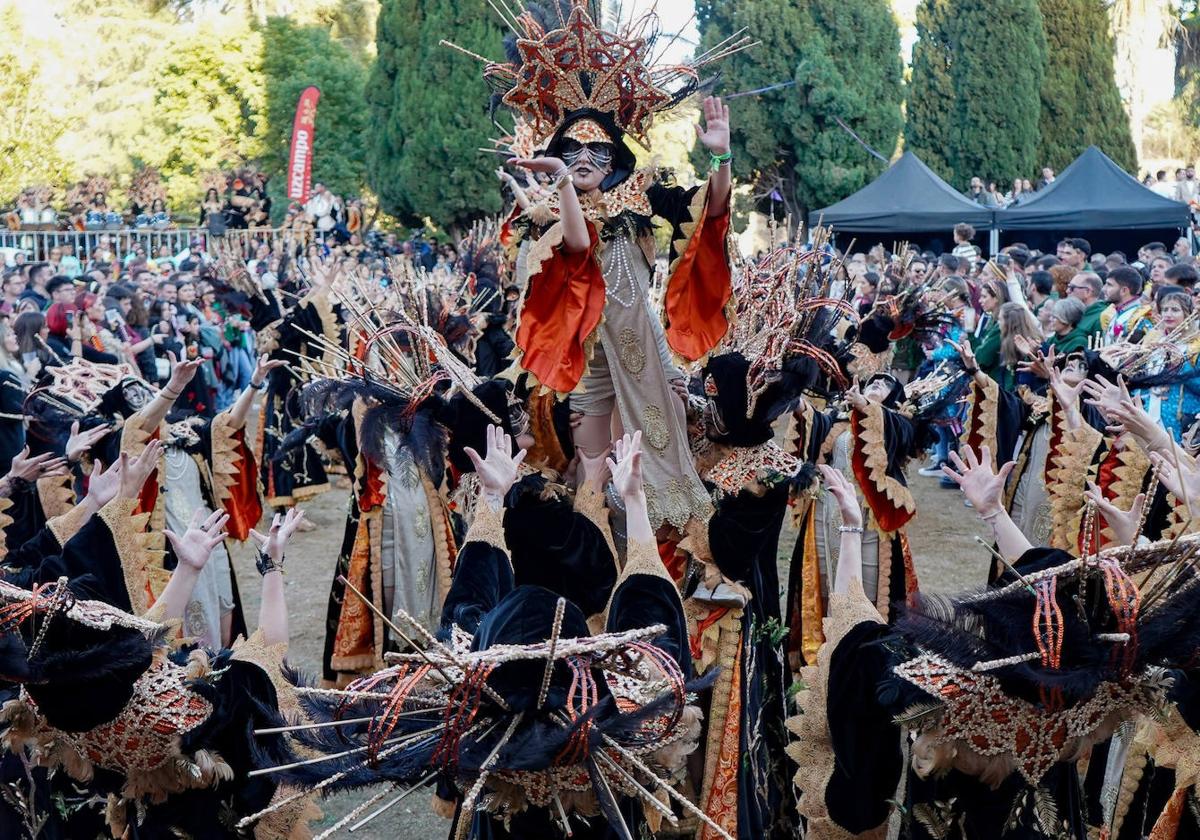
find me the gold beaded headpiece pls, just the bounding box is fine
[444,0,755,147]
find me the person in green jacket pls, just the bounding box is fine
[1044,296,1089,354]
[1066,271,1107,346]
[968,277,1007,378]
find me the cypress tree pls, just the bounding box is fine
[366,0,505,231]
[907,0,1047,187]
[695,0,903,217]
[695,0,811,220]
[800,0,904,209]
[1038,0,1137,173]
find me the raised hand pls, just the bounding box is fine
[940,445,1014,516]
[66,420,112,463]
[1019,345,1055,381]
[844,384,869,412]
[6,447,68,483]
[250,508,308,565]
[1047,364,1084,413]
[1148,450,1200,515]
[118,440,162,500]
[164,351,202,397]
[606,431,645,502]
[1083,481,1146,548]
[250,353,289,388]
[84,457,122,510]
[1081,375,1126,422]
[694,95,730,154]
[509,156,568,176]
[946,338,978,373]
[818,463,863,530]
[164,508,229,571]
[576,445,612,493]
[463,424,527,504]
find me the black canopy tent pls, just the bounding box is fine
[995,146,1189,255]
[809,151,995,253]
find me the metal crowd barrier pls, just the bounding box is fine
[0,226,307,263]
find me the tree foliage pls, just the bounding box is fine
[695,0,903,221]
[799,0,904,208]
[259,17,370,216]
[367,0,505,232]
[908,0,1047,187]
[0,11,71,201]
[1038,0,1137,172]
[135,24,266,211]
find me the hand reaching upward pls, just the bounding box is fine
[463,424,527,506]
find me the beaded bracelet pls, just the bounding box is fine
[837,525,864,534]
[709,150,733,173]
[256,550,284,577]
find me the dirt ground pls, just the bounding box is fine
[230,455,986,839]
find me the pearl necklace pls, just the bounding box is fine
[606,237,640,309]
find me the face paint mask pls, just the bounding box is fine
[562,141,614,173]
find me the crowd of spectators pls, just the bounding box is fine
[845,226,1200,492]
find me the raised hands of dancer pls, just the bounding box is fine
[250,353,289,389]
[164,351,202,397]
[1083,481,1146,548]
[164,508,230,572]
[576,445,612,493]
[939,445,1013,517]
[5,447,68,484]
[1148,449,1200,519]
[464,424,527,510]
[946,338,981,378]
[1047,364,1084,430]
[1018,343,1054,381]
[1080,374,1127,423]
[694,95,730,155]
[117,440,162,500]
[66,420,112,463]
[606,431,645,504]
[250,508,307,568]
[818,463,862,530]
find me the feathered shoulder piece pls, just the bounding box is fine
[889,533,1200,786]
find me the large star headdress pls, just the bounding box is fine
[446,0,754,147]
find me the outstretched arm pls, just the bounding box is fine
[941,445,1032,559]
[607,431,651,545]
[136,354,202,432]
[157,509,230,626]
[820,464,865,595]
[227,353,288,429]
[695,96,731,217]
[249,508,307,647]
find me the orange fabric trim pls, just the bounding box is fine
[664,201,733,361]
[689,606,730,662]
[514,223,606,394]
[849,411,914,533]
[799,501,825,666]
[330,513,376,672]
[222,429,262,542]
[1148,787,1188,840]
[899,529,920,606]
[698,632,742,840]
[658,537,687,583]
[133,429,162,517]
[360,460,386,512]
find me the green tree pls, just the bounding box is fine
[694,0,902,222]
[259,17,370,216]
[694,0,813,222]
[367,0,505,232]
[0,11,71,202]
[135,24,266,210]
[798,0,904,209]
[908,0,1047,187]
[1038,0,1137,172]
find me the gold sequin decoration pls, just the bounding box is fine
[617,328,646,378]
[641,404,670,453]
